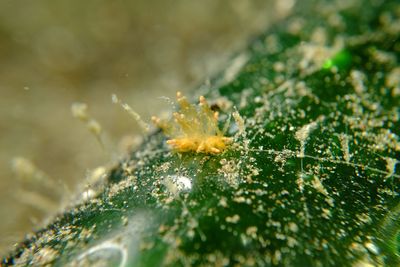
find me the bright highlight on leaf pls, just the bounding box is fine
[152,92,232,154]
[322,49,352,70]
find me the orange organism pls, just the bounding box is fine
[152,92,232,154]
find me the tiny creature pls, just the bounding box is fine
[152,92,232,154]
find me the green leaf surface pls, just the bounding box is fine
[3,0,400,266]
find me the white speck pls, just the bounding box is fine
[225,214,240,223]
[312,176,329,196]
[218,197,228,207]
[273,250,282,264]
[364,241,379,255]
[82,189,96,202]
[111,94,119,103]
[246,226,258,237]
[71,102,89,120]
[386,67,400,95]
[288,222,298,233]
[287,236,298,247]
[164,175,192,195]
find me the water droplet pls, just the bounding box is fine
[164,175,192,195]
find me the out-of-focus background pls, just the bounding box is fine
[0,0,294,256]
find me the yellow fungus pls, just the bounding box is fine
[152,92,232,154]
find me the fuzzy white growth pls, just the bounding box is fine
[232,110,245,136]
[295,116,325,158]
[384,157,398,180]
[11,157,65,212]
[295,122,317,158]
[88,120,102,135]
[71,102,89,120]
[339,133,351,162]
[79,166,108,202]
[111,94,150,133]
[15,189,59,212]
[71,102,104,148]
[11,157,60,192]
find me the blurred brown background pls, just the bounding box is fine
[0,0,294,256]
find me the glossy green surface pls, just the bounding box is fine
[3,0,400,266]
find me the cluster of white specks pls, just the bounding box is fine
[232,110,246,137]
[287,236,298,248]
[295,118,322,159]
[30,247,58,266]
[288,222,298,233]
[370,49,397,65]
[350,70,367,95]
[245,226,258,238]
[155,162,171,173]
[108,174,138,199]
[386,67,400,96]
[338,133,351,162]
[356,213,372,224]
[206,252,230,266]
[321,208,332,219]
[311,176,334,207]
[297,37,343,75]
[164,175,192,196]
[219,159,241,188]
[81,188,96,203]
[232,195,249,204]
[273,61,285,72]
[310,27,328,45]
[218,196,228,208]
[186,218,199,239]
[12,225,82,266]
[225,214,240,224]
[356,128,400,152]
[293,81,320,105]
